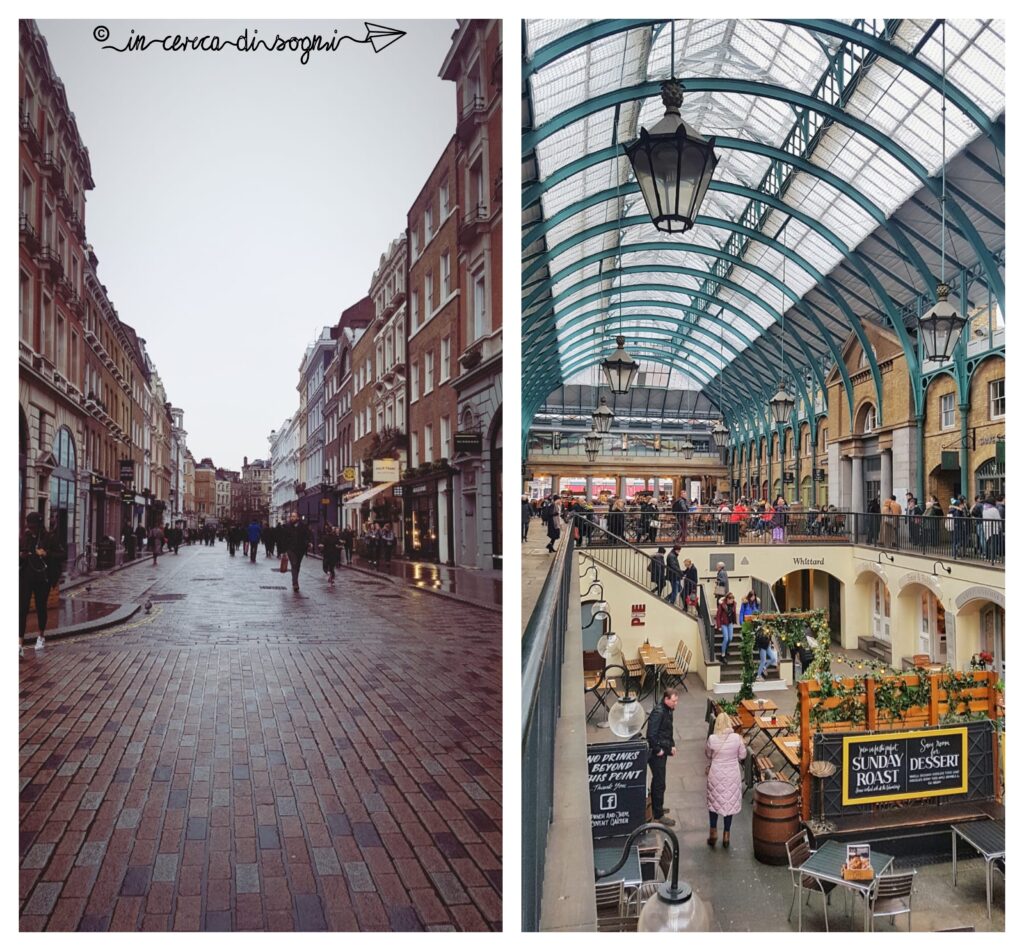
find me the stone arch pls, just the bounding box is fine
[854,562,889,586]
[895,570,945,600]
[954,585,1005,611]
[854,400,877,435]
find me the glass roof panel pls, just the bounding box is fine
[525,19,1004,410]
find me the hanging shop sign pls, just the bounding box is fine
[119,459,134,484]
[342,467,356,483]
[587,739,649,839]
[842,728,968,806]
[783,472,795,484]
[372,458,400,482]
[455,432,483,454]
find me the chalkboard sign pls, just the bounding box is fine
[842,728,968,805]
[587,739,648,839]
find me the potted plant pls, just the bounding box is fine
[460,345,483,370]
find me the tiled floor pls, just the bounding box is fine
[19,544,501,931]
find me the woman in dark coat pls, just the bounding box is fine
[545,503,562,553]
[320,525,341,585]
[20,512,63,654]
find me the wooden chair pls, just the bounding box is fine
[868,870,917,931]
[786,831,836,932]
[662,640,690,692]
[596,914,639,931]
[595,880,625,918]
[657,841,673,881]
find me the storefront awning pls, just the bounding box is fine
[342,482,396,509]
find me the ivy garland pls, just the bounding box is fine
[734,621,758,702]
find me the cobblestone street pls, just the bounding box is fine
[19,545,502,931]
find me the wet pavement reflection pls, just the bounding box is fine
[25,597,120,634]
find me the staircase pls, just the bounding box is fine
[857,635,892,665]
[705,578,783,686]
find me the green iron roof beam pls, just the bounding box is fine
[523,19,660,81]
[520,78,1003,310]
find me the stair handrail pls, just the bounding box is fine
[573,514,715,667]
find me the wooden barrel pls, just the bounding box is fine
[751,781,800,865]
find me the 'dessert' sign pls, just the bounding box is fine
[842,728,968,805]
[587,740,648,839]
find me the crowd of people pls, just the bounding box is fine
[19,509,404,654]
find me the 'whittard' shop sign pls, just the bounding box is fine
[842,728,968,805]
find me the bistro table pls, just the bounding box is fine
[951,819,1005,920]
[638,644,670,704]
[772,734,802,784]
[750,714,793,757]
[740,697,778,734]
[797,839,895,932]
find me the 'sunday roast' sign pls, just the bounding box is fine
[842,728,968,805]
[587,740,648,838]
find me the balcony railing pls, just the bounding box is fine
[458,204,489,243]
[19,213,40,251]
[457,94,486,141]
[560,508,1003,566]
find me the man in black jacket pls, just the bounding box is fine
[664,546,682,605]
[284,512,311,591]
[646,689,678,825]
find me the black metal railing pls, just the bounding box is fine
[557,509,1003,566]
[521,515,576,932]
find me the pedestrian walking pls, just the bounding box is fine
[149,523,164,565]
[135,523,147,556]
[664,546,682,605]
[705,711,747,848]
[545,502,561,553]
[247,519,262,563]
[650,547,667,597]
[364,522,381,566]
[168,525,182,554]
[381,523,396,564]
[715,592,738,662]
[19,512,64,655]
[522,495,532,542]
[264,524,275,558]
[714,561,729,601]
[340,526,355,565]
[646,688,678,826]
[320,524,341,584]
[682,558,699,613]
[285,512,311,592]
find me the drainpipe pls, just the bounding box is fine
[914,413,925,501]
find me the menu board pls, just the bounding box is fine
[587,740,648,839]
[842,728,968,805]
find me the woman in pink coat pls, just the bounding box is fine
[705,711,747,848]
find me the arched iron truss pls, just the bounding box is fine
[522,18,1005,459]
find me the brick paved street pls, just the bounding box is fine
[19,544,502,931]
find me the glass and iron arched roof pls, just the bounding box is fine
[522,19,1005,438]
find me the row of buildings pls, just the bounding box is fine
[18,20,199,562]
[268,20,503,570]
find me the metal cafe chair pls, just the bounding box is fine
[596,914,640,931]
[627,881,661,916]
[868,870,917,931]
[785,831,836,932]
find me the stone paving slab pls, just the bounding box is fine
[20,544,502,931]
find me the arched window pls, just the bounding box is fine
[857,404,876,435]
[49,425,77,557]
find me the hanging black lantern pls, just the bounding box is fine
[712,419,730,450]
[584,429,602,455]
[679,438,695,460]
[592,397,615,434]
[769,382,796,427]
[623,80,718,235]
[600,336,639,395]
[552,431,562,451]
[918,282,967,363]
[585,447,599,463]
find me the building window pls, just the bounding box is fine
[424,352,434,394]
[425,271,434,313]
[411,362,419,402]
[441,415,451,459]
[441,250,451,298]
[440,178,449,217]
[441,336,451,382]
[20,170,33,219]
[411,289,419,331]
[20,269,32,344]
[424,423,433,463]
[411,431,419,468]
[989,378,1005,419]
[472,268,487,341]
[411,226,419,259]
[939,393,955,430]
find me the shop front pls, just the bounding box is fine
[396,466,454,565]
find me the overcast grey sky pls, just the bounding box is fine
[37,18,457,469]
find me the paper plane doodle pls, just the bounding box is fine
[364,22,406,53]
